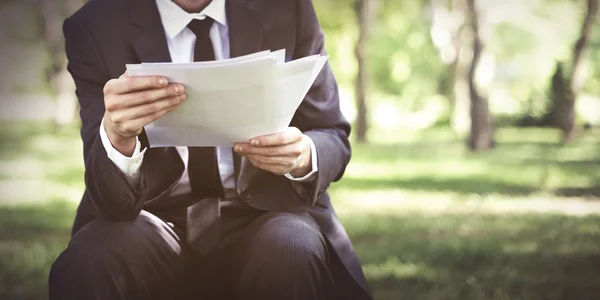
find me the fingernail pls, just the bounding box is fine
[235,145,242,152]
[177,84,184,94]
[178,95,185,102]
[251,140,259,146]
[159,78,168,86]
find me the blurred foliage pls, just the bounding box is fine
[313,0,600,129]
[315,0,447,112]
[1,0,598,128]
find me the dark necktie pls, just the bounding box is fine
[186,18,224,198]
[185,17,223,257]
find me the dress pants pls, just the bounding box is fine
[48,198,336,300]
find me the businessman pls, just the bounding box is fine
[49,0,372,299]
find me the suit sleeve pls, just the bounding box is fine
[288,0,352,205]
[63,17,146,220]
[64,17,185,221]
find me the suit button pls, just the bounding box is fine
[121,194,132,206]
[241,189,250,201]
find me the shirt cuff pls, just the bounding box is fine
[284,136,318,182]
[99,118,146,186]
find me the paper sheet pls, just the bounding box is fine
[126,50,328,147]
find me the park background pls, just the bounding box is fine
[0,0,599,299]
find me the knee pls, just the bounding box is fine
[254,214,327,266]
[49,212,185,299]
[72,210,171,244]
[52,211,179,272]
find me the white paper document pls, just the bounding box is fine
[126,50,327,147]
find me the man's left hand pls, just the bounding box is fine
[234,127,312,177]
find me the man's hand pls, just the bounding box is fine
[103,71,186,156]
[234,127,313,177]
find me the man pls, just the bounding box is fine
[49,0,372,299]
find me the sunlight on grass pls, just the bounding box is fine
[0,122,599,300]
[0,179,82,204]
[0,122,84,205]
[340,212,600,299]
[330,188,600,216]
[502,241,540,254]
[363,257,436,281]
[343,127,599,200]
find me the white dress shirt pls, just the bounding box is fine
[99,0,318,197]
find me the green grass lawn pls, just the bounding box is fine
[1,121,599,300]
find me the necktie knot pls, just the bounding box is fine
[187,17,216,62]
[187,17,214,38]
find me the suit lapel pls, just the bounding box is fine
[227,0,265,190]
[130,0,172,148]
[130,0,172,63]
[130,0,264,62]
[227,0,265,58]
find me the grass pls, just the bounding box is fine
[0,121,599,300]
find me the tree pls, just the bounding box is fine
[2,0,84,127]
[542,0,598,142]
[466,0,495,151]
[39,0,84,128]
[354,0,381,144]
[428,0,471,135]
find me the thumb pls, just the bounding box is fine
[119,70,130,79]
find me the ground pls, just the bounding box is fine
[0,122,599,300]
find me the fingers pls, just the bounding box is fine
[245,153,301,166]
[125,105,178,133]
[235,128,312,176]
[103,73,184,142]
[108,94,186,124]
[105,83,185,111]
[247,160,295,176]
[235,142,304,157]
[107,104,177,138]
[104,75,169,95]
[124,83,185,108]
[249,127,302,147]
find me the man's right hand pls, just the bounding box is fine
[103,71,186,156]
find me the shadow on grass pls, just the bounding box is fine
[0,201,74,241]
[338,176,537,196]
[555,186,600,198]
[342,213,600,300]
[366,252,600,300]
[520,157,600,199]
[1,203,600,300]
[0,124,599,299]
[0,201,75,300]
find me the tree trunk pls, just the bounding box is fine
[542,0,598,142]
[466,0,494,151]
[451,38,471,136]
[571,0,598,94]
[354,0,379,144]
[428,0,470,135]
[40,0,83,128]
[543,63,576,140]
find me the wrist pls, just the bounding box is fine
[289,136,312,177]
[106,128,137,157]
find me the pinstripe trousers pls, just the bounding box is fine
[48,199,336,300]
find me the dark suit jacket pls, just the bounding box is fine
[63,0,371,297]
